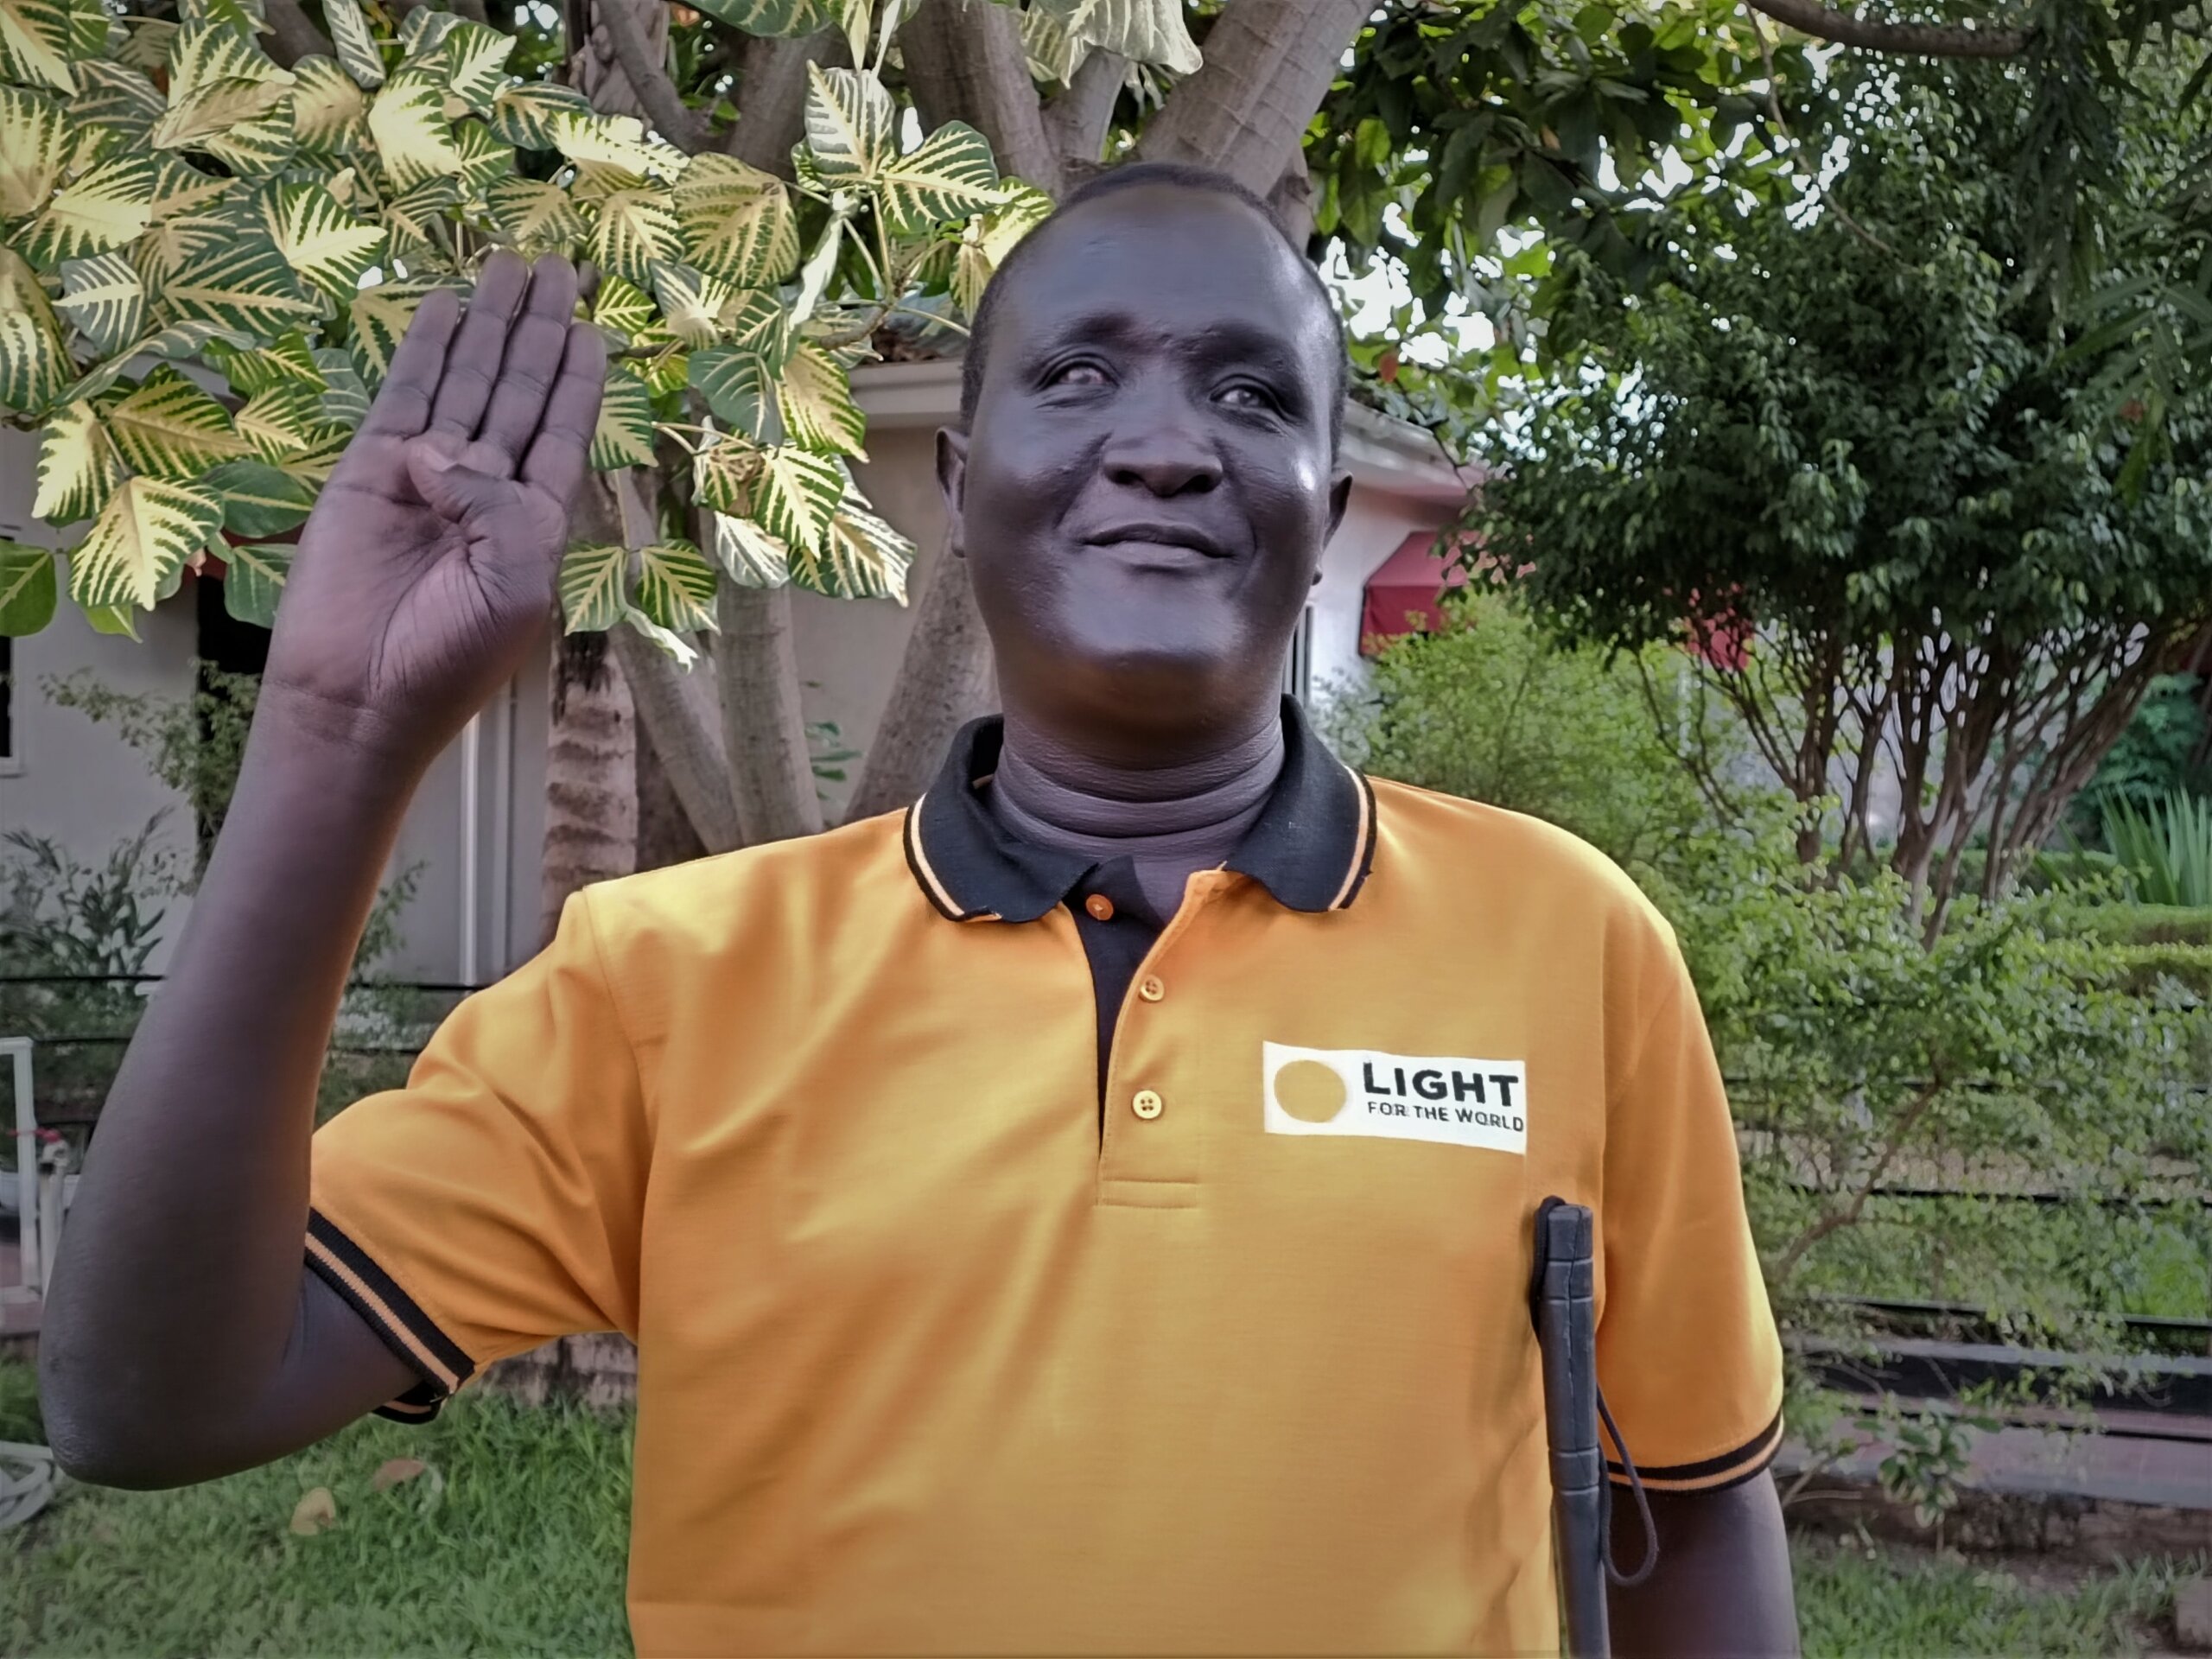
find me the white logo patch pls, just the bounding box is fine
[1263,1041,1528,1154]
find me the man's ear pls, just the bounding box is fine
[1313,470,1352,587]
[936,426,969,559]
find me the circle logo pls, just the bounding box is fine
[1274,1058,1349,1123]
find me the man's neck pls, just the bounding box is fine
[988,708,1287,917]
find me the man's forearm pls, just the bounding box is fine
[1606,1473,1799,1657]
[39,687,423,1469]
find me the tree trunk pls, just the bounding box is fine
[901,0,1066,194]
[613,622,743,852]
[715,582,825,844]
[635,710,709,872]
[843,534,995,821]
[539,632,638,945]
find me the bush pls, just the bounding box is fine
[2102,789,2212,907]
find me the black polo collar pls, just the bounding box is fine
[902,697,1378,924]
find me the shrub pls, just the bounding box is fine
[2102,789,2212,907]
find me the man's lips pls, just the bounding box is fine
[1080,522,1230,558]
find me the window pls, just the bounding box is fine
[1281,605,1313,705]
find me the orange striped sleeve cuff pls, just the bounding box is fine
[304,1208,477,1427]
[1607,1409,1785,1494]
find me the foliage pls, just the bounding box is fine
[1320,590,1721,876]
[2071,673,2212,834]
[39,664,258,859]
[2102,788,2212,906]
[1470,60,2212,921]
[0,0,1099,651]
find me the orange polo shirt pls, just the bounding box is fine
[305,703,1782,1656]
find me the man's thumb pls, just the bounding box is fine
[404,437,512,523]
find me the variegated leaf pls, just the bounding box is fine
[652,263,730,350]
[312,347,368,425]
[1020,2,1087,84]
[749,443,844,556]
[368,69,464,188]
[549,110,664,179]
[686,0,830,36]
[448,118,512,188]
[691,436,757,512]
[591,187,679,287]
[32,400,119,523]
[0,85,67,220]
[639,348,688,397]
[953,180,1052,315]
[261,182,386,297]
[775,340,867,458]
[289,56,368,150]
[73,61,167,143]
[57,252,145,354]
[688,346,772,440]
[672,153,798,288]
[486,79,589,149]
[145,157,233,224]
[634,538,718,632]
[719,285,791,366]
[590,272,659,344]
[69,474,222,611]
[162,238,321,338]
[437,19,511,112]
[276,424,347,487]
[710,509,787,588]
[131,210,232,293]
[169,19,288,99]
[179,0,264,35]
[19,155,156,267]
[0,303,68,414]
[81,602,140,637]
[54,318,251,406]
[1039,0,1199,75]
[116,16,175,72]
[803,64,893,188]
[800,482,912,600]
[878,119,1001,238]
[396,3,461,60]
[106,365,251,478]
[0,0,75,92]
[151,74,291,152]
[233,381,322,459]
[558,539,627,632]
[219,537,292,626]
[201,456,314,534]
[322,0,384,88]
[618,604,698,665]
[346,281,445,384]
[210,331,325,396]
[200,99,298,176]
[0,539,59,635]
[589,363,656,469]
[384,174,461,258]
[484,176,586,257]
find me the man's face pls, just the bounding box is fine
[939,186,1351,743]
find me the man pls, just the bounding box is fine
[41,163,1797,1656]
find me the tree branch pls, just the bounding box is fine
[725,29,844,169]
[261,0,332,67]
[1041,48,1125,179]
[594,0,710,151]
[611,630,742,853]
[1745,0,2028,58]
[842,531,996,823]
[1134,0,1369,195]
[715,581,825,843]
[899,0,1063,194]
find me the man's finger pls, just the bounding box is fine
[427,250,531,438]
[360,289,462,439]
[474,257,581,465]
[519,321,608,508]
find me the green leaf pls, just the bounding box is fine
[803,64,893,187]
[877,119,1002,239]
[709,509,787,588]
[106,364,251,478]
[212,330,326,396]
[290,54,369,151]
[548,109,667,179]
[197,93,299,176]
[115,16,175,73]
[486,79,589,149]
[0,539,59,634]
[346,280,449,384]
[233,381,323,459]
[383,173,461,260]
[749,443,844,556]
[81,601,139,637]
[312,348,368,426]
[202,456,315,534]
[160,238,321,339]
[168,21,288,99]
[691,437,757,512]
[688,346,773,439]
[633,538,718,632]
[652,264,731,350]
[588,363,656,469]
[1033,0,1198,75]
[799,483,912,600]
[590,274,662,345]
[618,604,699,666]
[56,251,146,356]
[31,398,120,523]
[0,0,77,92]
[953,180,1052,316]
[789,212,843,329]
[590,187,680,287]
[437,18,511,112]
[718,286,791,366]
[0,85,69,220]
[558,539,627,631]
[219,537,293,626]
[673,154,798,288]
[686,0,830,37]
[321,0,384,88]
[73,61,168,143]
[69,474,222,611]
[774,340,866,457]
[448,118,512,188]
[0,297,70,414]
[368,69,464,188]
[485,176,588,257]
[261,181,386,297]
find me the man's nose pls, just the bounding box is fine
[1101,407,1224,497]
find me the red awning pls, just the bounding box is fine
[1361,531,1468,652]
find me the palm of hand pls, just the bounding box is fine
[264,254,604,757]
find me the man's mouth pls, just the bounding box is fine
[1082,521,1230,559]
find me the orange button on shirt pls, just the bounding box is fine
[305,707,1782,1656]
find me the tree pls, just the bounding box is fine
[1469,54,2212,930]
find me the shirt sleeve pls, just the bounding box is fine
[1593,915,1783,1494]
[304,888,649,1424]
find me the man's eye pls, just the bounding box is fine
[1218,383,1278,411]
[1048,362,1109,387]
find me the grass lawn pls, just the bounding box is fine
[2,1362,2197,1656]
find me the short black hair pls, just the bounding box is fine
[957,160,1349,455]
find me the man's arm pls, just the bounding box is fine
[37,253,604,1488]
[1607,1473,1799,1657]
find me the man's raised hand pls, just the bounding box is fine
[263,252,606,767]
